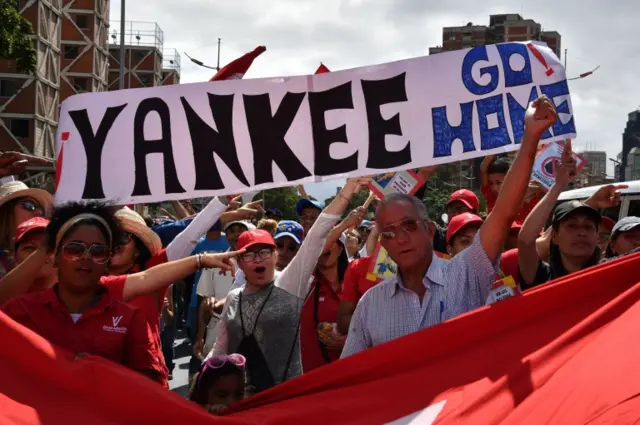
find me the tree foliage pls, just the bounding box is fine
[0,0,37,73]
[256,187,301,221]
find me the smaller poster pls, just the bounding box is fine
[485,275,519,305]
[366,241,398,282]
[368,170,424,199]
[531,141,586,190]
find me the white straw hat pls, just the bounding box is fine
[115,207,162,256]
[0,181,53,213]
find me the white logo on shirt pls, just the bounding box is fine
[103,316,127,334]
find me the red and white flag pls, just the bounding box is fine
[210,45,266,81]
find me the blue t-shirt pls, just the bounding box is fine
[189,236,230,309]
[152,218,195,248]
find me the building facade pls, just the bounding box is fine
[428,13,562,191]
[0,6,180,187]
[574,150,607,188]
[619,110,640,182]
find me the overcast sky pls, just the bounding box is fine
[109,0,640,201]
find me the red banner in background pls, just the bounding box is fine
[2,253,640,425]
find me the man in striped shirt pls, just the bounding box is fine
[341,95,559,357]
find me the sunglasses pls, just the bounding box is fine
[61,242,111,264]
[20,200,42,213]
[202,354,246,372]
[119,232,133,245]
[380,219,422,241]
[240,248,273,263]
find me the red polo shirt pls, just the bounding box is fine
[340,257,379,304]
[300,274,342,372]
[101,249,170,384]
[1,284,163,380]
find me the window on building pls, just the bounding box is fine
[0,79,20,97]
[63,45,80,60]
[10,119,29,138]
[75,14,90,30]
[71,77,90,93]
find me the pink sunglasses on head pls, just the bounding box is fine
[202,354,246,374]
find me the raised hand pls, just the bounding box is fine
[554,140,577,189]
[235,200,263,219]
[586,184,628,209]
[344,206,366,230]
[524,96,558,139]
[201,249,245,274]
[0,151,51,177]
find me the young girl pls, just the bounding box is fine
[189,354,247,415]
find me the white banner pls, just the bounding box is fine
[55,42,576,204]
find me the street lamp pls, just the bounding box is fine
[119,1,125,90]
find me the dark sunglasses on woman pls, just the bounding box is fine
[61,242,111,264]
[20,199,42,214]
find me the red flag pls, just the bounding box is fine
[210,46,266,81]
[315,63,330,74]
[2,253,640,424]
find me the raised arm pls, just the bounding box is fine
[480,155,497,188]
[165,197,229,261]
[518,142,576,285]
[479,96,558,263]
[122,250,243,301]
[0,249,49,305]
[277,177,371,299]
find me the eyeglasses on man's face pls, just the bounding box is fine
[240,248,274,263]
[380,219,423,241]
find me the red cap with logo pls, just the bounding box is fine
[446,213,484,244]
[237,229,277,251]
[15,217,50,245]
[447,189,480,211]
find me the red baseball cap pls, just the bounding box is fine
[447,189,480,211]
[15,217,49,246]
[446,213,483,244]
[237,229,277,251]
[600,217,616,233]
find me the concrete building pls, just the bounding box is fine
[107,21,180,90]
[430,13,562,58]
[427,14,562,192]
[575,150,608,188]
[0,4,180,187]
[626,147,640,182]
[619,110,640,182]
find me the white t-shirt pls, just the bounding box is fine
[197,258,238,353]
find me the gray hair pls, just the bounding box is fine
[375,193,430,221]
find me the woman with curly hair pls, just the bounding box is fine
[1,202,243,383]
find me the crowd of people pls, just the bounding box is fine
[1,95,640,415]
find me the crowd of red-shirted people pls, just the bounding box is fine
[2,95,640,415]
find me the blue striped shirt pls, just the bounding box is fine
[341,234,498,358]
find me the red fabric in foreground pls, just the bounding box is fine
[2,253,640,424]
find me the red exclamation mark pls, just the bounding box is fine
[527,43,554,76]
[55,132,69,191]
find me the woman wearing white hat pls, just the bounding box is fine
[0,180,53,279]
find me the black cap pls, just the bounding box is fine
[552,200,601,225]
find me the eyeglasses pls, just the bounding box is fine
[61,242,111,264]
[202,354,246,373]
[20,200,42,214]
[380,219,422,241]
[276,241,299,253]
[240,248,273,263]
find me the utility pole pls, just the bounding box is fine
[119,0,126,90]
[216,38,221,71]
[564,48,567,72]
